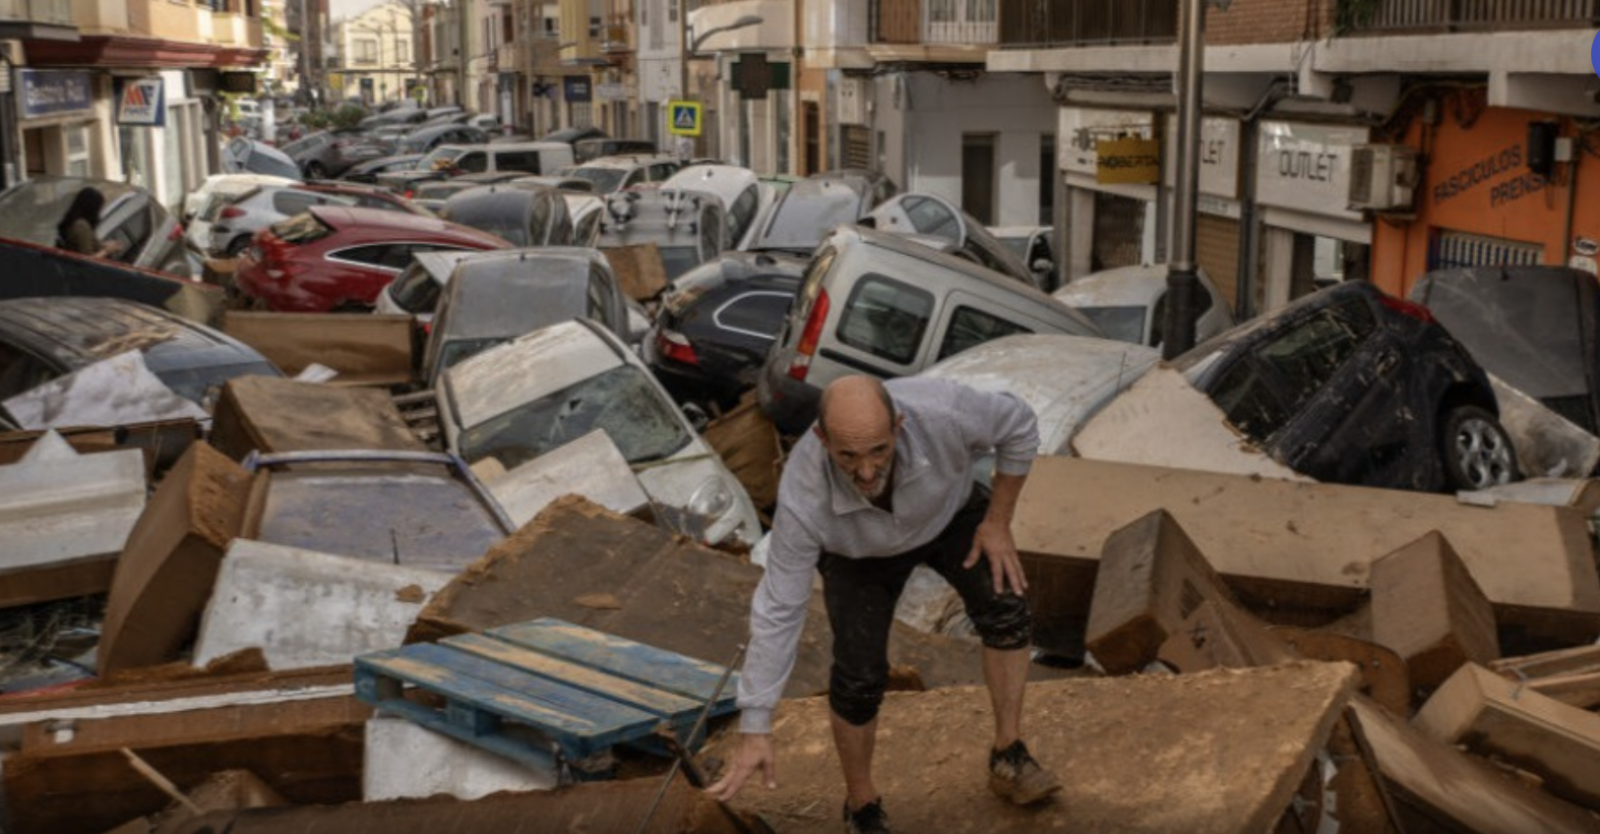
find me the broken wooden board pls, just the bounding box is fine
[222,312,414,387]
[101,769,289,834]
[703,394,784,511]
[1271,627,1412,719]
[1347,696,1599,833]
[1087,510,1250,674]
[409,496,1004,698]
[1368,531,1500,691]
[1490,644,1600,679]
[208,375,427,460]
[98,444,252,675]
[1013,457,1600,648]
[712,662,1358,833]
[2,693,369,834]
[602,242,669,301]
[1414,662,1600,811]
[163,778,758,834]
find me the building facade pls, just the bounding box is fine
[331,2,417,105]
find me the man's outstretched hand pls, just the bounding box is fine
[706,733,777,802]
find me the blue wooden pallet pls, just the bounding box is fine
[353,617,740,775]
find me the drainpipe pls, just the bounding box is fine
[1563,121,1580,268]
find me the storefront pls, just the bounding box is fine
[1253,120,1373,314]
[17,69,111,180]
[1369,102,1600,298]
[563,75,592,129]
[1059,107,1160,281]
[115,70,207,213]
[1162,114,1244,315]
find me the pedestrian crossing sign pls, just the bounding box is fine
[668,100,703,137]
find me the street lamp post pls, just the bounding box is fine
[679,10,763,100]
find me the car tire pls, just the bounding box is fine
[306,162,328,180]
[1439,404,1518,491]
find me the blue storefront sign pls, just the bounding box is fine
[563,76,592,103]
[19,70,93,120]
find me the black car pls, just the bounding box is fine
[437,183,574,248]
[542,126,607,145]
[340,153,424,185]
[1410,265,1600,437]
[646,251,805,408]
[0,296,281,406]
[1172,281,1516,493]
[747,171,893,257]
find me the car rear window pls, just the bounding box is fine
[389,263,443,313]
[269,213,332,244]
[838,274,934,366]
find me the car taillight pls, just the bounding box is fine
[787,289,830,382]
[420,320,432,336]
[404,190,415,199]
[656,328,699,366]
[219,206,246,220]
[1379,294,1436,325]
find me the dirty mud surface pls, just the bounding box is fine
[705,662,1358,834]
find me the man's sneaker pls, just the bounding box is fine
[989,740,1061,805]
[843,797,891,833]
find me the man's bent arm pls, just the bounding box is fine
[735,504,821,733]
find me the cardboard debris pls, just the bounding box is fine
[1464,477,1600,517]
[409,496,1002,697]
[104,769,289,834]
[603,242,669,301]
[1271,627,1413,718]
[1068,366,1310,481]
[98,443,251,675]
[0,420,201,478]
[363,714,556,802]
[1367,531,1500,691]
[713,662,1359,833]
[166,778,756,834]
[2,691,369,834]
[702,394,784,510]
[1348,696,1600,833]
[478,429,653,527]
[1013,457,1600,649]
[192,540,450,671]
[1086,510,1250,674]
[1490,374,1600,479]
[1491,644,1600,708]
[1414,662,1600,810]
[0,433,146,608]
[222,312,414,387]
[208,375,427,460]
[1,351,207,430]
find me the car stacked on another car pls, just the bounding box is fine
[1053,264,1235,350]
[662,164,776,251]
[598,189,730,282]
[0,176,194,277]
[746,171,894,258]
[567,154,683,195]
[206,181,431,259]
[281,130,391,180]
[234,206,511,312]
[862,193,1038,289]
[435,182,573,249]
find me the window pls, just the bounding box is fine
[1255,303,1370,416]
[273,191,352,215]
[699,209,721,259]
[938,306,1031,360]
[528,194,553,245]
[396,39,411,63]
[492,151,540,173]
[587,266,615,328]
[728,185,759,244]
[271,213,332,244]
[837,275,934,366]
[455,152,488,173]
[331,244,398,268]
[648,162,678,181]
[355,38,379,63]
[715,291,793,340]
[1209,358,1292,442]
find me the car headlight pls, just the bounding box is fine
[688,477,735,520]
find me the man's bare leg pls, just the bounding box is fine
[984,645,1030,748]
[830,711,880,811]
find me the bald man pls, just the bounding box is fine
[709,375,1059,833]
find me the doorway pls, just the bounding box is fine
[803,102,819,175]
[962,133,996,225]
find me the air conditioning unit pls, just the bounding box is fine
[1348,144,1419,212]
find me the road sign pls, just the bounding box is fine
[668,100,702,137]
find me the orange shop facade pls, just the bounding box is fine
[1371,93,1600,298]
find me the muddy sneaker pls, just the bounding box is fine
[843,797,891,834]
[989,740,1061,805]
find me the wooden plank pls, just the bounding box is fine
[488,618,735,706]
[441,632,701,719]
[1489,644,1600,679]
[221,312,414,385]
[1369,531,1499,691]
[1521,670,1600,710]
[1414,662,1600,811]
[1347,697,1598,834]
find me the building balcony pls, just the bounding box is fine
[209,10,262,47]
[1343,0,1599,32]
[0,0,78,39]
[871,0,997,46]
[996,0,1175,48]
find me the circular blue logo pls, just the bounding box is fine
[1593,29,1600,79]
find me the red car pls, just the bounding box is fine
[234,206,510,312]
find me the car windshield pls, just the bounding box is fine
[440,200,529,246]
[660,245,702,281]
[459,364,692,471]
[439,337,512,373]
[398,136,430,154]
[570,168,628,194]
[1077,306,1147,344]
[421,147,467,170]
[0,180,129,245]
[757,190,859,252]
[389,263,442,313]
[999,237,1029,259]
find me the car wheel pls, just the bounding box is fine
[306,161,328,180]
[1439,404,1518,491]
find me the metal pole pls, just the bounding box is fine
[679,0,690,100]
[1163,0,1206,360]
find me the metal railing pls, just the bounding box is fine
[997,0,1176,47]
[871,0,1000,46]
[1348,0,1600,31]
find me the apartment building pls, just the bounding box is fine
[991,0,1600,318]
[331,2,417,105]
[3,0,266,207]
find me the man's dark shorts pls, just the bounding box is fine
[818,489,1032,726]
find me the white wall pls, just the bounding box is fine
[895,72,1054,227]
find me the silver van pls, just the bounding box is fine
[757,225,1103,433]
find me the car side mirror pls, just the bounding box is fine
[681,402,710,433]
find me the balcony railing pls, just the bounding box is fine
[0,0,74,27]
[997,0,1176,48]
[1343,0,1600,32]
[871,0,999,46]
